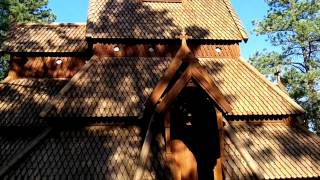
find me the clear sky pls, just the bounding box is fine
[48,0,275,59]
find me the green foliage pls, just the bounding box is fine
[251,0,320,134]
[0,0,55,80]
[0,54,9,79]
[0,0,56,41]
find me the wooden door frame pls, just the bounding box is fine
[162,100,224,180]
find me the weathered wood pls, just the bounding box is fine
[0,128,52,178]
[224,119,265,179]
[156,66,192,113]
[133,114,157,180]
[191,64,232,113]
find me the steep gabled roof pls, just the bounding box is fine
[0,78,67,175]
[0,24,87,53]
[224,122,320,179]
[2,125,171,179]
[201,57,304,115]
[0,79,67,127]
[41,56,171,118]
[87,0,248,41]
[39,55,303,120]
[0,131,39,169]
[1,123,319,179]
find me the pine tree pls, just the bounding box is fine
[250,0,320,134]
[0,0,56,79]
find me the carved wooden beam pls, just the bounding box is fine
[133,114,157,180]
[156,65,192,113]
[145,31,192,112]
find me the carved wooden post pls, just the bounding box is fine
[164,111,181,180]
[214,108,223,180]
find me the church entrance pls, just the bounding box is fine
[169,85,220,180]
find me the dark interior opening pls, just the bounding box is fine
[170,85,220,180]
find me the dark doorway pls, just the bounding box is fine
[170,85,220,180]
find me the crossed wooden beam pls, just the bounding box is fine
[147,30,231,115]
[134,31,232,180]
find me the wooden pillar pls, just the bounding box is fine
[164,111,181,180]
[164,111,171,154]
[133,114,157,180]
[214,109,223,180]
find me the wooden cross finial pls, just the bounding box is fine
[275,65,281,81]
[176,30,192,52]
[178,29,191,41]
[275,65,285,91]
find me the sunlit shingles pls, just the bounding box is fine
[88,0,245,40]
[263,124,317,177]
[3,24,87,53]
[0,79,66,127]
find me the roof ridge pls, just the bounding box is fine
[239,57,305,114]
[86,0,97,38]
[39,56,98,118]
[15,22,87,26]
[221,0,248,41]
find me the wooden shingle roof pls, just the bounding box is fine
[0,132,38,169]
[0,79,67,127]
[224,123,320,179]
[1,123,319,179]
[201,57,304,115]
[2,125,171,179]
[43,57,171,118]
[0,24,87,53]
[87,0,248,41]
[40,56,303,119]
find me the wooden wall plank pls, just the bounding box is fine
[93,43,240,58]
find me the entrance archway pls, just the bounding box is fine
[170,86,220,180]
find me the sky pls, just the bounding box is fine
[48,0,275,59]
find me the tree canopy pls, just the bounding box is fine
[0,0,55,79]
[250,0,320,134]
